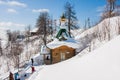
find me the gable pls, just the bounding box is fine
[56,29,69,39]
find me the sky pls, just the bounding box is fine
[0,0,108,31]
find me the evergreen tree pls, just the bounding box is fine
[64,2,78,37]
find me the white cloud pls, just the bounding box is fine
[97,6,105,12]
[96,5,106,17]
[0,0,5,5]
[0,22,26,27]
[7,8,17,13]
[8,1,27,7]
[32,9,49,13]
[0,0,27,7]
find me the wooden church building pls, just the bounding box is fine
[46,14,80,64]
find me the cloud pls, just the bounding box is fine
[0,0,5,5]
[0,0,27,7]
[0,22,26,27]
[96,5,106,17]
[32,9,49,13]
[8,1,27,7]
[97,6,105,12]
[7,8,17,13]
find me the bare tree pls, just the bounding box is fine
[102,21,111,40]
[64,2,78,37]
[6,30,23,69]
[12,41,23,70]
[25,25,31,42]
[101,0,118,20]
[48,19,54,37]
[107,0,116,17]
[36,12,50,45]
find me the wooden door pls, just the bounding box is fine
[60,52,66,61]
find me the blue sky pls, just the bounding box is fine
[0,0,108,31]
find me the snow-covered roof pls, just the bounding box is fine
[47,38,80,50]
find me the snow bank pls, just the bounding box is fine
[33,35,120,80]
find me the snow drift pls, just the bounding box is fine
[33,34,120,80]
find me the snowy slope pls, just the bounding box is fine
[33,34,120,80]
[71,28,84,37]
[74,16,120,53]
[1,16,120,79]
[76,16,120,40]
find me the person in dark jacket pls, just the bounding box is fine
[31,58,34,66]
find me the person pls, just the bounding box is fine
[31,66,35,73]
[9,72,14,80]
[31,58,34,66]
[46,56,49,60]
[14,72,20,80]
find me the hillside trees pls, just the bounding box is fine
[64,2,78,37]
[101,0,120,20]
[101,0,116,19]
[107,0,116,17]
[100,0,120,40]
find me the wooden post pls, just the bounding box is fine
[50,50,52,64]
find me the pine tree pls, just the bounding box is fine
[64,2,78,37]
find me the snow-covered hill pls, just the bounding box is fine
[75,16,120,53]
[76,16,120,40]
[33,32,120,80]
[27,16,120,80]
[71,28,84,37]
[1,16,120,79]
